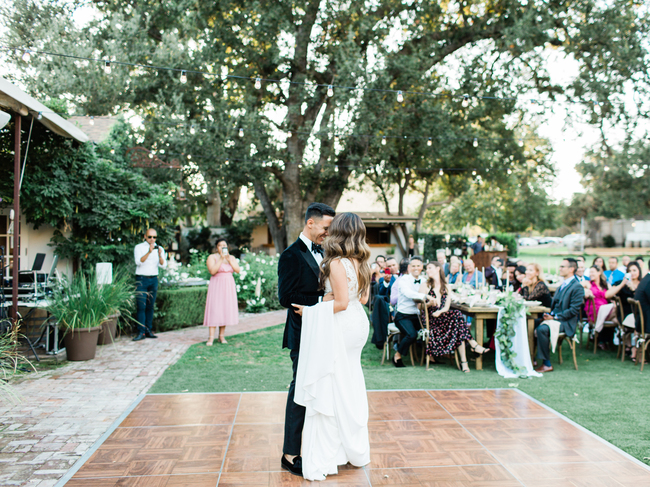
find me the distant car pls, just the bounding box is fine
[538,237,563,245]
[563,234,588,250]
[518,237,539,246]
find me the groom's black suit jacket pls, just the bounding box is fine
[278,238,323,351]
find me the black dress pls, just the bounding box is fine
[521,281,552,308]
[422,289,473,357]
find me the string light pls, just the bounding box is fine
[22,50,31,63]
[287,130,292,138]
[180,71,187,84]
[238,128,244,137]
[604,165,610,171]
[149,151,154,159]
[462,94,470,108]
[439,169,444,176]
[427,138,432,146]
[110,149,115,154]
[327,85,334,97]
[472,170,477,176]
[104,60,111,74]
[397,91,404,102]
[381,136,387,145]
[37,111,42,120]
[187,154,191,160]
[473,138,478,147]
[507,169,512,174]
[334,134,339,143]
[254,77,262,89]
[518,139,524,147]
[89,116,94,125]
[190,125,196,135]
[334,165,339,172]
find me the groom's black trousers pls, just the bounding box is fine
[283,349,305,455]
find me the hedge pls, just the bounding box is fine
[153,286,208,332]
[420,234,467,262]
[488,233,518,258]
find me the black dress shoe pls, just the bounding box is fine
[281,455,302,476]
[144,331,158,339]
[392,356,406,368]
[132,334,145,341]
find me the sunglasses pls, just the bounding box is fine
[146,236,157,239]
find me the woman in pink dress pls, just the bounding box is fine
[203,238,240,345]
[583,265,617,348]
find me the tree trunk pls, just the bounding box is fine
[206,183,222,227]
[253,181,287,253]
[220,186,241,226]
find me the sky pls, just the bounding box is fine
[2,2,644,206]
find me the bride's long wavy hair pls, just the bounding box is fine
[320,213,372,299]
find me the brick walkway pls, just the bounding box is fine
[0,310,286,487]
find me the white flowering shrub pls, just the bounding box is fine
[159,250,211,285]
[236,251,281,313]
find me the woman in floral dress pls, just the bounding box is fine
[419,261,489,373]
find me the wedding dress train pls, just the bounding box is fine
[294,258,370,481]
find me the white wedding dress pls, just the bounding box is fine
[294,257,371,481]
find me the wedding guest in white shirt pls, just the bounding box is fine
[392,256,433,367]
[133,228,167,341]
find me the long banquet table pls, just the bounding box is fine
[451,302,551,370]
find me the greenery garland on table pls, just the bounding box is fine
[494,293,528,377]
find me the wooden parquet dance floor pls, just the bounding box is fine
[65,389,650,486]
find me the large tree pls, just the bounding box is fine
[3,0,648,250]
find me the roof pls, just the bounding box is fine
[0,77,89,143]
[68,116,118,143]
[356,212,418,224]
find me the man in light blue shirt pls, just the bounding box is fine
[604,257,625,285]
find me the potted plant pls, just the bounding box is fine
[48,269,133,361]
[97,269,135,346]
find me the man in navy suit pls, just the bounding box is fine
[535,258,585,373]
[277,202,335,476]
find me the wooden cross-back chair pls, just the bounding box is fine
[628,298,648,372]
[584,296,617,353]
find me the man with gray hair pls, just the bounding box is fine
[436,249,449,276]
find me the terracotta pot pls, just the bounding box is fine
[97,314,120,346]
[63,326,102,361]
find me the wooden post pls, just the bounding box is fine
[12,115,21,321]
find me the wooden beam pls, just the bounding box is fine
[12,115,20,321]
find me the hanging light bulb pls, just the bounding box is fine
[334,165,339,172]
[110,149,115,155]
[462,94,470,108]
[288,130,292,138]
[190,125,196,135]
[473,138,478,148]
[518,138,524,147]
[381,136,387,145]
[22,50,31,63]
[507,169,512,175]
[472,170,477,176]
[104,60,111,74]
[427,138,432,146]
[327,85,334,97]
[180,71,187,84]
[604,165,610,172]
[405,168,410,175]
[254,77,262,89]
[89,116,95,125]
[439,169,444,176]
[239,128,244,137]
[149,151,154,159]
[334,134,339,143]
[187,154,192,160]
[225,159,229,165]
[397,91,404,102]
[37,111,42,120]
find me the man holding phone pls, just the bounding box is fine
[133,228,167,341]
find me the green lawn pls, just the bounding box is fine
[151,323,650,465]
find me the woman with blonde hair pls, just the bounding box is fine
[518,263,552,307]
[420,261,488,373]
[291,212,371,481]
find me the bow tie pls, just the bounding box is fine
[311,242,324,256]
[414,278,421,284]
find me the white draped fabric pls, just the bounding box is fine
[294,258,370,481]
[495,307,542,378]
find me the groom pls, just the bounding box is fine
[277,202,336,476]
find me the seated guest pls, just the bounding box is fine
[518,263,552,308]
[392,257,434,367]
[484,256,504,290]
[619,255,631,273]
[633,266,650,351]
[584,265,618,349]
[513,265,527,292]
[390,258,410,307]
[419,261,489,373]
[592,256,605,271]
[506,261,517,287]
[377,257,399,297]
[535,258,585,373]
[604,257,625,286]
[447,260,462,284]
[371,255,387,282]
[608,262,641,361]
[436,249,449,276]
[462,259,484,288]
[576,259,589,282]
[636,256,647,278]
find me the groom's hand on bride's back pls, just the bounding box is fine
[323,293,334,302]
[292,304,305,316]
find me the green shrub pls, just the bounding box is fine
[603,235,616,248]
[420,234,466,262]
[235,252,282,312]
[488,233,518,257]
[153,286,208,331]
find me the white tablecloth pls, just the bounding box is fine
[495,307,542,378]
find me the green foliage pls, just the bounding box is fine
[488,233,518,258]
[48,268,135,332]
[494,293,527,377]
[223,219,255,258]
[154,286,208,332]
[420,234,466,262]
[235,252,281,313]
[603,235,616,248]
[0,323,34,404]
[186,228,213,254]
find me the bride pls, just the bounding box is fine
[292,212,372,481]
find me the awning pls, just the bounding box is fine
[0,77,89,143]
